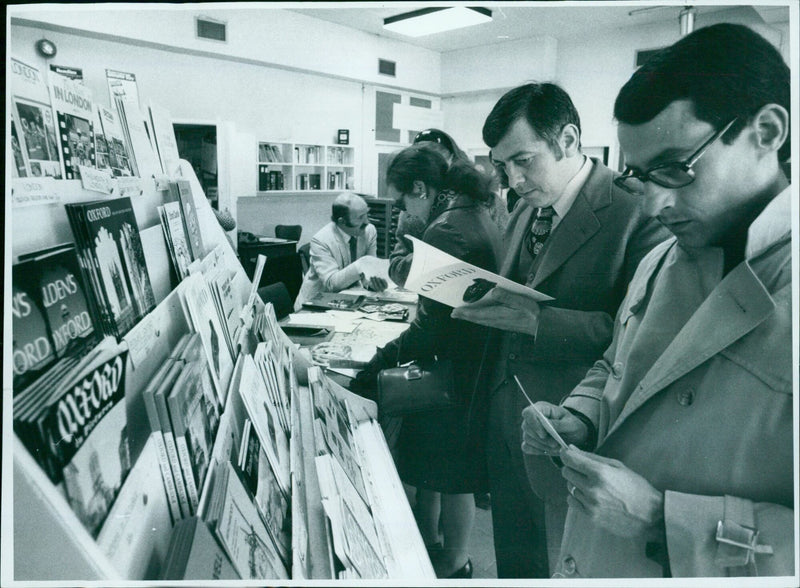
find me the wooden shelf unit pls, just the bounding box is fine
[365,197,400,259]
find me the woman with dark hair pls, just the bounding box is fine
[352,143,502,578]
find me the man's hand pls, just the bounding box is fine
[560,446,664,539]
[364,276,388,292]
[451,287,541,336]
[522,402,588,455]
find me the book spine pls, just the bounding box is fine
[151,430,183,522]
[164,430,193,516]
[174,435,200,512]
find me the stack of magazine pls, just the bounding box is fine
[142,333,221,522]
[14,337,132,539]
[162,516,239,580]
[308,368,388,579]
[65,196,156,338]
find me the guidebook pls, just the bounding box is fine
[49,73,96,180]
[404,235,553,307]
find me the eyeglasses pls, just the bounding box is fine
[614,118,737,195]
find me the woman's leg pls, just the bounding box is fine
[436,492,475,576]
[415,488,442,547]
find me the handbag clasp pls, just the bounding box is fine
[404,365,423,380]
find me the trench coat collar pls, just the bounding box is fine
[605,253,776,438]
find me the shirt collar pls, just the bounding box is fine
[334,223,355,243]
[551,155,592,221]
[745,184,792,259]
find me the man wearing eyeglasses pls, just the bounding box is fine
[451,82,669,577]
[294,192,387,310]
[521,24,793,578]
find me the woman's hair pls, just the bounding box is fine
[413,128,470,162]
[387,143,495,206]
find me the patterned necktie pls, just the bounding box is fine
[525,206,555,259]
[349,236,358,263]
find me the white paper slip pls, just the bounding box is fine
[514,375,569,451]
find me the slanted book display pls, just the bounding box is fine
[10,70,433,584]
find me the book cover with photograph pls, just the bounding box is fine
[47,346,131,538]
[158,201,192,280]
[66,196,155,337]
[93,106,114,176]
[180,274,233,407]
[176,179,206,261]
[49,73,96,180]
[10,57,62,178]
[168,360,220,514]
[214,461,289,580]
[237,418,291,565]
[10,114,30,177]
[97,105,134,177]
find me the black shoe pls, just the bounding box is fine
[474,492,491,510]
[447,558,473,579]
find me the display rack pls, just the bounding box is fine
[8,160,432,582]
[257,142,355,193]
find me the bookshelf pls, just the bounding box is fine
[258,142,355,193]
[365,197,400,259]
[9,161,433,581]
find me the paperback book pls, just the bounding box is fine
[97,105,134,177]
[162,516,239,580]
[210,461,289,580]
[66,196,156,338]
[49,73,96,179]
[167,360,221,516]
[11,114,29,177]
[176,179,206,261]
[15,340,131,537]
[12,244,98,393]
[10,57,62,178]
[158,201,193,281]
[147,103,181,177]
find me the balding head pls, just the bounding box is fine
[332,192,369,237]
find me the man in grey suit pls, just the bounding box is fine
[294,192,387,310]
[452,83,670,577]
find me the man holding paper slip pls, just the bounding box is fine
[451,83,669,578]
[521,24,793,578]
[294,192,387,310]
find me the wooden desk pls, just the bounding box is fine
[238,239,303,301]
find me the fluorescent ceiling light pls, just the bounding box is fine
[383,7,492,37]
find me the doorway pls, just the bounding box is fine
[173,123,218,209]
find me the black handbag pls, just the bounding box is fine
[377,358,459,418]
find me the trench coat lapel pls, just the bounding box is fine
[607,260,776,437]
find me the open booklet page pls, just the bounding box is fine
[404,236,553,307]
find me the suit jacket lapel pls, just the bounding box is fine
[501,205,535,279]
[531,193,601,288]
[607,260,776,436]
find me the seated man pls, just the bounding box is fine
[294,192,387,310]
[521,23,793,578]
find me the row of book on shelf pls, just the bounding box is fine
[13,187,395,580]
[10,56,178,183]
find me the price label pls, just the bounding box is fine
[79,166,114,194]
[11,178,60,207]
[115,176,143,197]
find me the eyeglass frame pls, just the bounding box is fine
[614,117,738,194]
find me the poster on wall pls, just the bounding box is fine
[106,68,140,107]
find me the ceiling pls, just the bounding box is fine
[290,3,745,53]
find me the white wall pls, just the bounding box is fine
[9,6,442,93]
[440,6,790,170]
